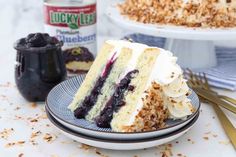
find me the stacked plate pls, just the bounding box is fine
[45,75,200,150]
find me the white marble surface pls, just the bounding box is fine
[0,0,235,157]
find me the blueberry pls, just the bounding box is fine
[96,115,110,128]
[74,107,86,118]
[43,33,50,38]
[49,37,59,45]
[17,38,26,46]
[26,42,34,48]
[26,33,35,42]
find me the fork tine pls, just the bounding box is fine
[187,80,195,88]
[186,69,208,90]
[202,73,210,89]
[186,68,195,82]
[193,73,201,85]
[184,69,195,85]
[191,71,204,87]
[196,72,210,90]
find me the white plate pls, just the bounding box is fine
[46,76,200,140]
[46,109,200,150]
[106,4,236,40]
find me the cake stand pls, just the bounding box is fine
[106,5,236,69]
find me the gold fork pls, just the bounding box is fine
[187,72,236,149]
[187,77,236,114]
[185,69,236,106]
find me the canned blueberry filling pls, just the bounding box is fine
[16,33,60,49]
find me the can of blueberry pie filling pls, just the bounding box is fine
[44,0,96,76]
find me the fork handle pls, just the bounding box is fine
[219,95,236,106]
[194,88,236,114]
[205,90,236,106]
[212,104,236,149]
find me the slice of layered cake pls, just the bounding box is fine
[68,40,194,132]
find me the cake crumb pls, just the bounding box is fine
[95,150,102,155]
[30,102,37,108]
[161,152,169,157]
[0,128,14,139]
[31,131,42,138]
[94,148,108,157]
[14,106,21,110]
[0,82,12,88]
[14,115,23,120]
[43,133,57,143]
[18,153,24,157]
[204,131,211,135]
[5,141,25,148]
[203,137,209,140]
[160,144,173,157]
[30,119,38,123]
[30,139,38,146]
[80,144,92,151]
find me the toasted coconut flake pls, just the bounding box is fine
[119,0,236,28]
[123,82,168,132]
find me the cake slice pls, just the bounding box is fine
[68,40,194,132]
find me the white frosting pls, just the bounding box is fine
[147,49,192,119]
[162,77,189,98]
[166,98,193,119]
[149,49,182,85]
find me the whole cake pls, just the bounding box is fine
[68,40,194,132]
[118,0,236,28]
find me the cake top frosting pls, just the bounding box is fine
[119,0,236,27]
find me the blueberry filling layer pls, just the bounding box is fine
[74,54,116,119]
[95,70,139,128]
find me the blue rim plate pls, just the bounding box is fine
[46,75,200,140]
[46,108,199,150]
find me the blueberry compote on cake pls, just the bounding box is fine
[68,40,194,132]
[74,53,117,118]
[95,70,139,128]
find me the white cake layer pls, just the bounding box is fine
[106,40,148,77]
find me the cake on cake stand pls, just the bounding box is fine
[106,5,236,69]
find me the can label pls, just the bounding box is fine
[44,3,96,75]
